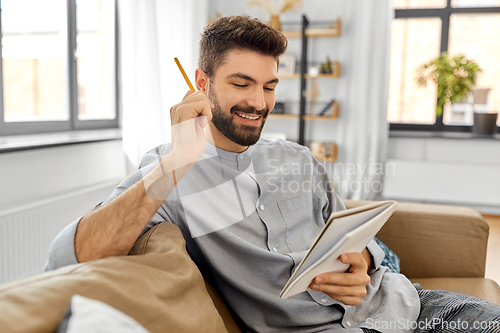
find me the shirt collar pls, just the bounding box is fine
[206,140,254,162]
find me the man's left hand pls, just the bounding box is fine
[309,252,371,306]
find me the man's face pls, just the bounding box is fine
[206,49,279,149]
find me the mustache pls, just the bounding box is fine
[230,105,268,116]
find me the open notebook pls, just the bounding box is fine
[280,200,398,299]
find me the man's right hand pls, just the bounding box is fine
[168,90,214,168]
[143,90,214,201]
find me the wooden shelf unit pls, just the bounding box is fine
[269,102,339,119]
[277,15,342,147]
[278,61,341,79]
[312,143,338,163]
[282,18,342,38]
[321,156,337,163]
[268,114,299,119]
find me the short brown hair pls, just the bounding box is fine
[199,16,288,78]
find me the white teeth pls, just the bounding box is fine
[236,112,259,120]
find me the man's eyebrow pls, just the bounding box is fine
[227,73,279,85]
[266,78,280,85]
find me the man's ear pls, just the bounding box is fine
[195,68,210,92]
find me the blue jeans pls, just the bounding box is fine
[363,283,500,333]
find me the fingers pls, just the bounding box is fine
[183,89,196,99]
[328,295,365,307]
[312,253,368,286]
[311,270,370,288]
[170,91,213,126]
[311,273,370,293]
[310,272,370,306]
[198,98,213,124]
[309,253,371,306]
[182,89,214,109]
[168,90,214,168]
[172,100,210,121]
[310,283,368,301]
[341,252,368,273]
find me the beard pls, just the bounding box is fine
[208,87,269,147]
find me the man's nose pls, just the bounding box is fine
[247,89,266,111]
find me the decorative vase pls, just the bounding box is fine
[273,102,285,114]
[269,15,281,31]
[473,112,498,135]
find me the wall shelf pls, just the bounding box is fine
[278,62,341,79]
[269,102,339,119]
[321,156,337,162]
[268,114,299,119]
[282,18,342,38]
[311,143,338,163]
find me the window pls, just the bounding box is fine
[388,0,500,131]
[0,0,117,136]
[388,18,441,125]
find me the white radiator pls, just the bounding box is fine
[0,181,119,286]
[382,159,500,211]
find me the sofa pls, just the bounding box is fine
[343,199,500,305]
[0,200,499,333]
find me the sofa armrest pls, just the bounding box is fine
[343,199,489,279]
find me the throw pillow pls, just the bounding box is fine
[0,222,227,333]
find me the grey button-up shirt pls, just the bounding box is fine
[46,138,420,333]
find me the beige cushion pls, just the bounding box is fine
[411,277,500,306]
[130,222,241,332]
[0,222,227,333]
[204,280,243,333]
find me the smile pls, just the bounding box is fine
[235,112,260,120]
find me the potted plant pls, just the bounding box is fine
[416,52,497,135]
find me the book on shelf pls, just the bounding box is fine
[280,200,397,299]
[318,99,335,116]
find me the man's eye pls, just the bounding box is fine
[265,87,275,92]
[233,84,247,88]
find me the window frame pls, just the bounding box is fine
[390,0,500,132]
[0,0,119,136]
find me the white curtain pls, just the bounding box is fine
[118,0,208,173]
[331,0,394,200]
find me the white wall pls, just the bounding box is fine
[0,140,126,217]
[382,136,500,214]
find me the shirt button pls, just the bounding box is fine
[239,155,244,160]
[345,321,351,327]
[259,205,265,210]
[321,298,328,303]
[272,247,278,253]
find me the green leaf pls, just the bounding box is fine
[415,52,482,116]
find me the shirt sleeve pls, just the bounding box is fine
[43,217,81,271]
[44,144,171,272]
[366,238,385,272]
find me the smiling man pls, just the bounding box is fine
[204,49,278,150]
[46,16,500,333]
